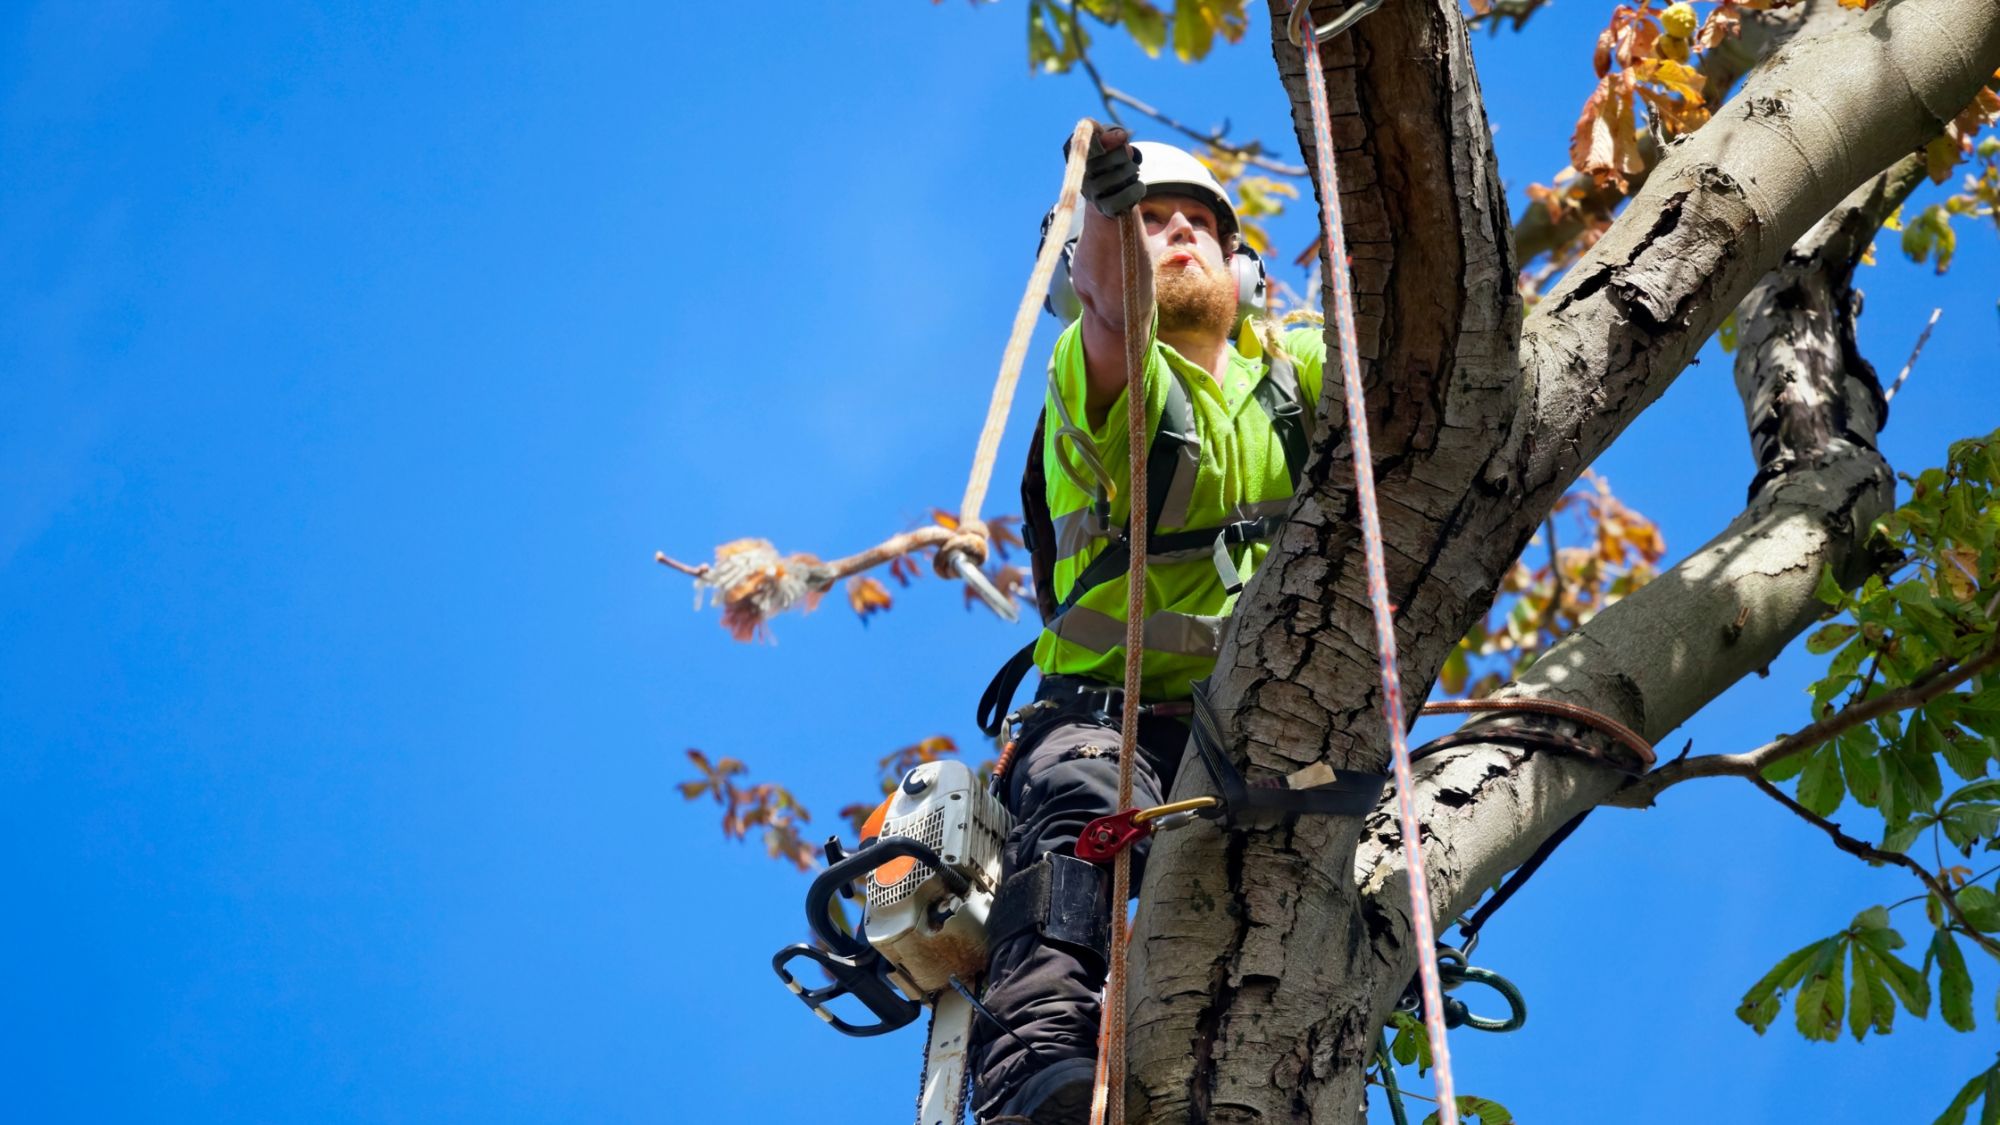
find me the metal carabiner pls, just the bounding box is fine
[1286,0,1387,47]
[1438,963,1528,1034]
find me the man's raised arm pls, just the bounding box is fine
[1068,126,1150,427]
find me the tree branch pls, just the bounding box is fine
[1099,86,1307,176]
[1614,644,2000,806]
[1523,0,2000,486]
[1510,2,1812,267]
[1748,776,2000,961]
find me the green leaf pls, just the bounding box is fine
[1808,623,1859,654]
[1816,563,1849,607]
[1847,942,1879,1041]
[1122,0,1168,55]
[1171,0,1216,60]
[1958,886,2000,933]
[1859,942,1931,1018]
[1884,816,1933,854]
[1764,750,1810,784]
[1793,938,1847,1042]
[1942,804,2000,854]
[1942,727,1996,782]
[1388,1011,1431,1074]
[1933,1064,1990,1125]
[1934,928,1977,1031]
[1027,1,1061,70]
[1798,744,1847,817]
[1738,938,1817,1032]
[1424,1096,1514,1125]
[1839,731,1884,808]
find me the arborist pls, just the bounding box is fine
[972,124,1335,1125]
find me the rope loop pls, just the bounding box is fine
[933,520,992,578]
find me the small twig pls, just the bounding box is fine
[1888,862,2000,913]
[655,552,707,577]
[1749,776,2000,960]
[1064,1,1124,127]
[1883,308,1941,402]
[1364,1075,1438,1105]
[815,526,960,586]
[1049,11,1309,182]
[1098,87,1309,176]
[1611,644,2000,806]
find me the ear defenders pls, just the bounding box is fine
[1038,205,1268,324]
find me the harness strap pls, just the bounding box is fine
[987,854,1112,971]
[1250,348,1310,491]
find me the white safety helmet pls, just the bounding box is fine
[1040,140,1268,323]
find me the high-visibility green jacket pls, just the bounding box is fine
[1032,318,1328,700]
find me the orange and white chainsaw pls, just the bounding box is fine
[772,759,1011,1125]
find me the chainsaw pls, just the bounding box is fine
[772,758,1012,1125]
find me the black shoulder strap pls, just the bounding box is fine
[978,377,1196,736]
[1249,348,1309,490]
[1021,410,1059,625]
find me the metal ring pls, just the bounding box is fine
[1448,965,1528,1033]
[1286,0,1386,47]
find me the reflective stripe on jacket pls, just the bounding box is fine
[1031,318,1327,700]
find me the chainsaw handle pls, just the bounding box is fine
[771,943,922,1038]
[804,836,967,958]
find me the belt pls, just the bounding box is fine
[1031,674,1192,723]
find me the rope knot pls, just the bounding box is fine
[934,520,991,578]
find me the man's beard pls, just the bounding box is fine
[1154,259,1238,338]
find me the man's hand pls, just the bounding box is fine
[1078,125,1144,219]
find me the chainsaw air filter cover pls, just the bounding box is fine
[864,759,1012,995]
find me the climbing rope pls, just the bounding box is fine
[1289,1,1462,1121]
[657,122,1102,635]
[1088,190,1154,1125]
[953,119,1100,568]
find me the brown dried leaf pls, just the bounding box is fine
[1571,77,1645,190]
[847,575,894,621]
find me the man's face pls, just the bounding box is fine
[1141,193,1238,338]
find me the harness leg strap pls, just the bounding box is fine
[987,854,1112,973]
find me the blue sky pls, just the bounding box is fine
[4,3,1997,1123]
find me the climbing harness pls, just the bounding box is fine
[976,342,1311,738]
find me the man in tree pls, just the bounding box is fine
[973,125,1338,1124]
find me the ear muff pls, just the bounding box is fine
[1040,206,1086,322]
[1231,243,1269,320]
[1038,208,1268,324]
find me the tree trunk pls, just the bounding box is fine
[1122,0,2000,1119]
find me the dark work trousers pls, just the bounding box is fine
[972,707,1191,1111]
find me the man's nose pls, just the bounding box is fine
[1163,211,1197,243]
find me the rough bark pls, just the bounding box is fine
[1124,0,2000,1119]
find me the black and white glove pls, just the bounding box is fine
[1078,128,1144,219]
